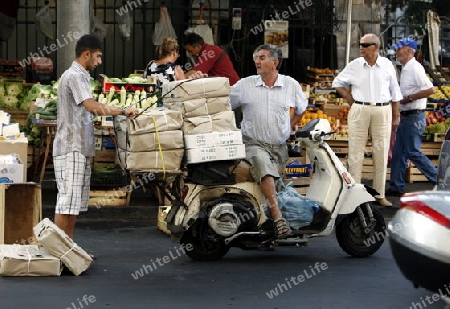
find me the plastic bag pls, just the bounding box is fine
[0,0,20,41]
[116,7,132,40]
[185,24,214,45]
[152,7,177,46]
[35,4,54,40]
[277,181,320,229]
[90,15,107,40]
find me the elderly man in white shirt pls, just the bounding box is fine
[332,33,403,207]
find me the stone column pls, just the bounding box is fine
[56,0,90,77]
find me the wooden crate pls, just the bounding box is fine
[9,110,30,127]
[94,149,117,168]
[326,140,349,155]
[88,188,128,207]
[157,206,171,235]
[0,183,41,244]
[284,177,311,195]
[421,142,442,156]
[406,167,429,183]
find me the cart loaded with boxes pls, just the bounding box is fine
[113,77,248,209]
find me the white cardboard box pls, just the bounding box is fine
[184,130,243,149]
[186,144,246,164]
[0,164,24,183]
[0,138,28,181]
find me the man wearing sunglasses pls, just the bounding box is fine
[229,45,307,238]
[332,33,403,207]
[386,37,436,196]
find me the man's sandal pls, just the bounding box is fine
[274,218,292,239]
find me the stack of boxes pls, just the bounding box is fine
[162,77,245,165]
[114,109,185,172]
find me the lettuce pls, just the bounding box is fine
[5,82,23,96]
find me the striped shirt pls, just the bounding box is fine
[332,56,403,103]
[229,74,307,144]
[53,61,95,157]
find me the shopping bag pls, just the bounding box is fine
[35,4,54,40]
[152,7,177,46]
[185,24,214,45]
[277,181,320,229]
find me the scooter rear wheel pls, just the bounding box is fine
[335,203,386,257]
[180,219,230,261]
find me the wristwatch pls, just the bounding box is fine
[121,108,126,115]
[408,95,413,103]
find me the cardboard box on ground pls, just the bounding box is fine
[33,218,93,276]
[0,245,61,276]
[0,217,93,276]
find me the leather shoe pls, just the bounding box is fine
[375,197,392,207]
[385,189,404,197]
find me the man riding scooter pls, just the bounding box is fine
[229,44,308,238]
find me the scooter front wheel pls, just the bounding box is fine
[180,219,230,261]
[335,203,386,257]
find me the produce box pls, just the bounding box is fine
[184,130,242,149]
[185,144,246,164]
[0,163,24,183]
[0,60,24,78]
[0,137,28,181]
[0,244,61,276]
[162,77,230,103]
[285,163,312,178]
[100,74,157,93]
[33,218,93,276]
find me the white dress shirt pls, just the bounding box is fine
[332,56,403,103]
[399,57,433,111]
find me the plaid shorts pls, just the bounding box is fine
[54,152,91,215]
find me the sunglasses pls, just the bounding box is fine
[359,42,376,48]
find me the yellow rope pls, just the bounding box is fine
[150,115,166,180]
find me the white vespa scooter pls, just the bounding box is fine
[165,118,386,260]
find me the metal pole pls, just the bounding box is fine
[56,0,90,77]
[345,0,353,66]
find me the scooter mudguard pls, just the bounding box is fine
[337,183,375,215]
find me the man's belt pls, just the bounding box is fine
[354,101,390,106]
[400,109,425,116]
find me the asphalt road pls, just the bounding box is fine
[1,179,444,309]
[0,218,448,309]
